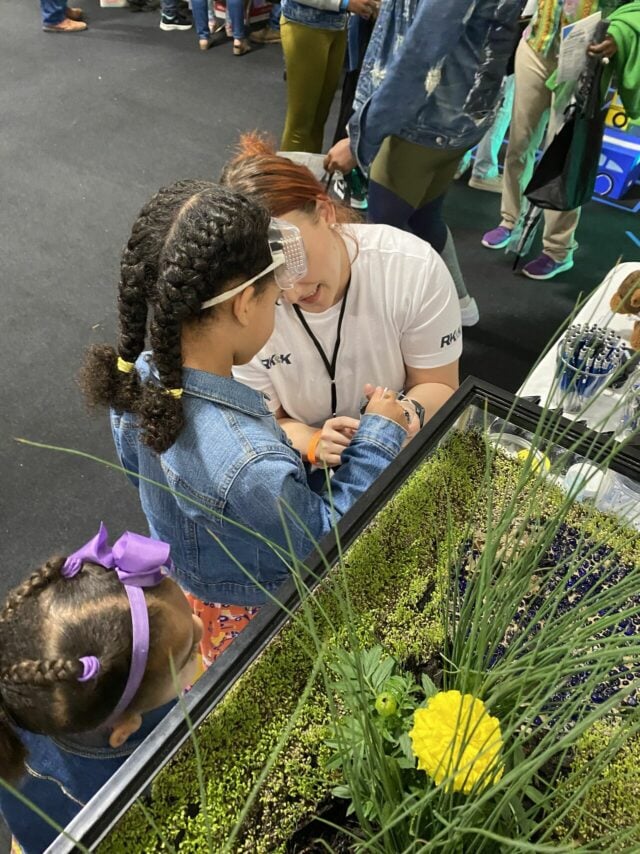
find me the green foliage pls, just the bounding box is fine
[100,431,640,853]
[552,719,640,848]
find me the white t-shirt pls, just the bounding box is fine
[233,224,462,426]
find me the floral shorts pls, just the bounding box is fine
[187,595,260,671]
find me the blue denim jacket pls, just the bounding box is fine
[0,702,173,854]
[111,357,405,606]
[349,0,526,167]
[281,0,347,31]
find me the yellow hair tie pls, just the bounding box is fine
[116,357,135,375]
[166,388,184,400]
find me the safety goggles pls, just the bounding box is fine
[200,218,307,310]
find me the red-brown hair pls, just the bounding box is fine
[220,132,356,223]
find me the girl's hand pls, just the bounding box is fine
[363,383,420,436]
[588,35,618,59]
[347,0,377,17]
[316,416,360,466]
[364,387,409,431]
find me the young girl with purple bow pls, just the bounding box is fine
[0,524,202,854]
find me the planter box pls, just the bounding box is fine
[47,378,640,853]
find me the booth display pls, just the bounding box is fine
[521,261,640,435]
[48,380,640,853]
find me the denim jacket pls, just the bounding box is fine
[349,0,526,167]
[281,0,348,31]
[111,357,405,606]
[0,702,173,854]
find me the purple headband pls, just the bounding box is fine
[62,523,172,726]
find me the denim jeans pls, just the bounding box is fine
[162,0,210,38]
[269,1,281,29]
[40,0,67,26]
[226,0,246,38]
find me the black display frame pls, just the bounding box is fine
[48,377,640,852]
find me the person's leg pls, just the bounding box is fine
[280,23,334,152]
[369,137,475,316]
[472,74,515,180]
[499,40,555,232]
[311,28,347,153]
[538,97,581,264]
[160,0,192,27]
[41,0,67,25]
[190,0,210,39]
[227,0,246,39]
[269,1,281,29]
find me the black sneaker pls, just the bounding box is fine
[347,168,368,210]
[160,12,192,30]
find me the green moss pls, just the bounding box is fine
[100,432,640,852]
[552,719,640,848]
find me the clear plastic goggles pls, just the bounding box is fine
[200,218,307,310]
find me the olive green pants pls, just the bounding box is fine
[370,135,468,208]
[280,20,347,153]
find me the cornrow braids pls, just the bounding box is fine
[0,658,83,686]
[79,180,216,417]
[138,185,273,453]
[1,557,62,623]
[0,558,170,783]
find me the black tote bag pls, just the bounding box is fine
[525,25,609,212]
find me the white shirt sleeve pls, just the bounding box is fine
[232,360,281,413]
[399,249,463,370]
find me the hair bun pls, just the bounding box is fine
[236,131,278,159]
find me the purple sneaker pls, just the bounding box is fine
[481,225,512,249]
[522,253,574,281]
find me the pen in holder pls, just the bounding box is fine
[553,324,627,414]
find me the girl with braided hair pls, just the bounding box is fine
[0,524,202,853]
[80,181,408,667]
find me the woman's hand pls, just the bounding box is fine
[323,138,357,174]
[588,34,618,59]
[364,387,409,431]
[315,415,360,466]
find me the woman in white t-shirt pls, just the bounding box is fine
[222,135,462,466]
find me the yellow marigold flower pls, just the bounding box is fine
[409,690,504,795]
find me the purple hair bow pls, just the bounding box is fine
[62,522,171,585]
[62,523,172,725]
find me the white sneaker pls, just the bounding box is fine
[459,296,479,327]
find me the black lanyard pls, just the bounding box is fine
[293,283,350,417]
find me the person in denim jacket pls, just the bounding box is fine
[324,0,526,328]
[0,527,203,853]
[280,0,377,151]
[80,181,408,663]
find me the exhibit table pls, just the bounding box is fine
[518,261,640,434]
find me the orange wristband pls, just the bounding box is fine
[306,429,322,466]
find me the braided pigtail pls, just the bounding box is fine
[139,187,273,452]
[0,559,63,782]
[79,180,215,416]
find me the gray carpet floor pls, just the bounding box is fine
[0,2,638,845]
